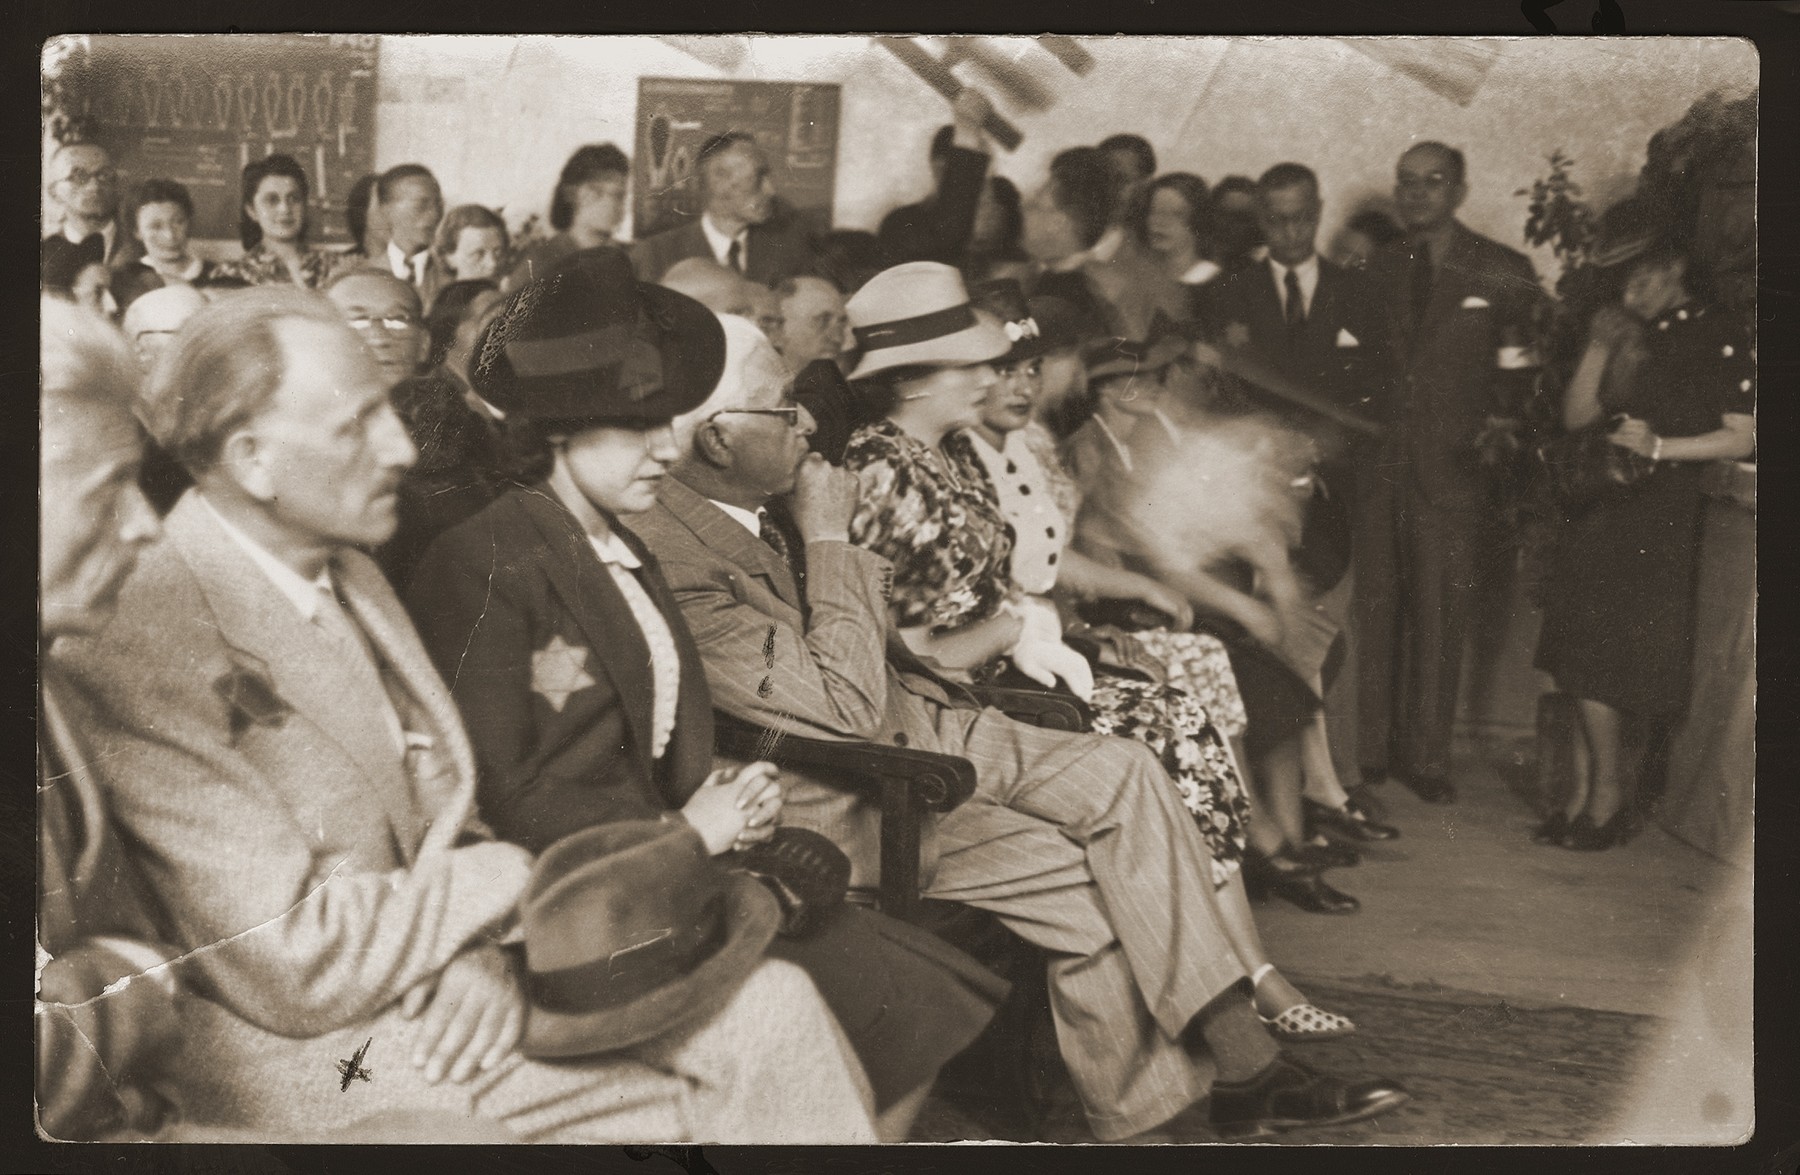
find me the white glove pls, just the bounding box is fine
[1011,638,1096,702]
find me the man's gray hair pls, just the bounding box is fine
[670,313,778,452]
[141,286,349,474]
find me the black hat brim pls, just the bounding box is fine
[476,281,726,428]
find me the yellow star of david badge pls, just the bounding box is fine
[531,634,596,712]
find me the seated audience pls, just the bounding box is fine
[1061,325,1362,914]
[958,280,1354,1038]
[628,258,1408,1142]
[110,179,216,312]
[404,267,1006,1140]
[212,154,343,289]
[379,164,449,306]
[510,143,632,286]
[433,203,510,285]
[52,285,879,1143]
[39,296,177,1141]
[877,89,995,269]
[423,277,506,386]
[630,131,816,285]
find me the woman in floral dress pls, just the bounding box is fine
[841,262,1353,1040]
[212,154,346,289]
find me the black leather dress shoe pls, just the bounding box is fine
[1289,836,1361,869]
[1244,851,1361,914]
[1306,799,1400,843]
[1209,1057,1410,1138]
[1401,773,1456,803]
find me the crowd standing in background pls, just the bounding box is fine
[37,73,1751,1143]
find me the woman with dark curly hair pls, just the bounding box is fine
[212,154,342,288]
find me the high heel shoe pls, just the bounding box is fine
[1563,810,1629,851]
[1251,963,1356,1041]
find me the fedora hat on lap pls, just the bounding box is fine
[519,820,779,1058]
[844,261,1011,380]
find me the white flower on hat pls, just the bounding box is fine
[1004,317,1041,343]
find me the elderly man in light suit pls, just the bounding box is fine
[625,313,1408,1142]
[51,286,877,1143]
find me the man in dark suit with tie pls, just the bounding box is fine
[1354,142,1542,804]
[1202,162,1396,839]
[630,132,817,287]
[43,142,124,288]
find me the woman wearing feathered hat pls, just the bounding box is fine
[404,250,1005,1140]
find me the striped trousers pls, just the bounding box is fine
[900,692,1251,1140]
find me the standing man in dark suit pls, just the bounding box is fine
[630,132,817,286]
[1354,142,1542,804]
[1203,162,1396,841]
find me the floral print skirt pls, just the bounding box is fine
[1088,673,1251,886]
[1122,629,1249,738]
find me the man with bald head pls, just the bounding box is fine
[325,268,430,389]
[630,131,817,285]
[660,257,757,320]
[122,285,207,372]
[1353,141,1542,807]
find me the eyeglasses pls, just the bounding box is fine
[710,406,802,425]
[58,168,117,188]
[1395,172,1456,191]
[345,314,421,333]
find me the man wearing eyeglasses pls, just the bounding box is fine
[44,142,125,286]
[1353,142,1543,808]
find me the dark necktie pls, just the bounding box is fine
[755,507,791,565]
[79,233,106,264]
[1410,240,1434,328]
[1284,267,1306,337]
[726,238,744,274]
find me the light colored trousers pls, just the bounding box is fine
[159,958,878,1143]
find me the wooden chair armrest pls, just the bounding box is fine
[965,684,1093,732]
[712,709,977,918]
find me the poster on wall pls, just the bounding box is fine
[77,34,379,244]
[633,77,839,242]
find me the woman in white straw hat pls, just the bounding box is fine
[842,262,1355,1045]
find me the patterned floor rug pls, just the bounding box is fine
[913,973,1662,1145]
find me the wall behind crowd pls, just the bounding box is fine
[362,35,1754,279]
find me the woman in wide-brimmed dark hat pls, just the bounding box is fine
[403,254,1005,1139]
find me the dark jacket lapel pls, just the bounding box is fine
[511,486,660,784]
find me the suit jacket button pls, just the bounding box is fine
[893,731,909,747]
